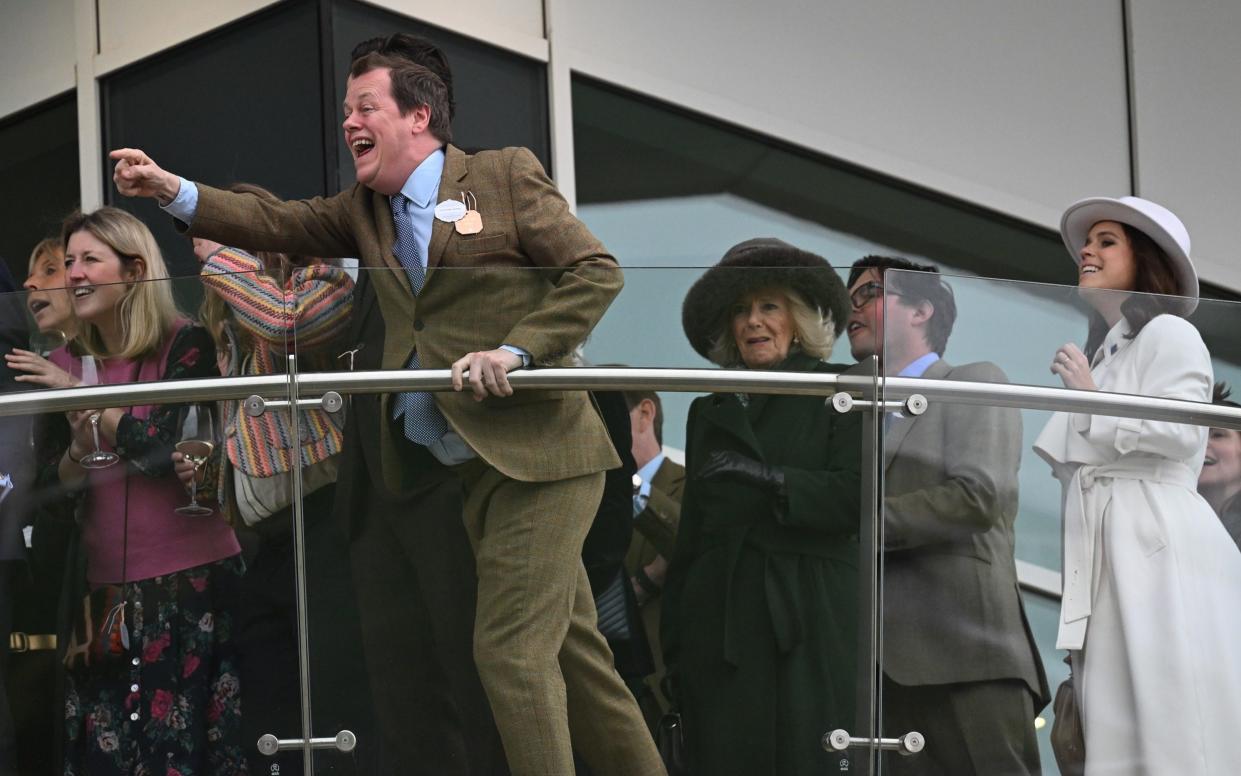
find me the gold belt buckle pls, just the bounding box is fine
[9,632,56,652]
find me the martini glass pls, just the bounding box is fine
[29,328,67,356]
[174,404,216,516]
[77,357,120,469]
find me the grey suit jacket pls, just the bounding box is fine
[881,359,1048,702]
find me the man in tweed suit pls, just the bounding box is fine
[112,54,663,776]
[845,256,1049,775]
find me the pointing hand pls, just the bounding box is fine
[110,148,181,204]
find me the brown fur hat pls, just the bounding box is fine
[681,238,848,361]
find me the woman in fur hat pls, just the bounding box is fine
[662,238,860,775]
[1035,197,1241,774]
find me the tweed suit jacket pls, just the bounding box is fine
[185,145,622,490]
[881,359,1048,703]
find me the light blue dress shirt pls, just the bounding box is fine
[889,352,940,425]
[163,177,200,224]
[632,451,666,517]
[897,352,940,379]
[395,147,444,269]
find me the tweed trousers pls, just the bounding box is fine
[455,460,665,776]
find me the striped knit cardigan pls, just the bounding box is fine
[201,247,354,478]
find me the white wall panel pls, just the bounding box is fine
[1129,0,1241,291]
[0,0,76,117]
[561,0,1131,231]
[358,0,546,60]
[96,0,280,75]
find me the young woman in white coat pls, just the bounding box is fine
[1034,196,1241,774]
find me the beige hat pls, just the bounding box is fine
[1060,195,1198,314]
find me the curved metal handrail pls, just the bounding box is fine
[1,368,1240,430]
[881,375,1241,428]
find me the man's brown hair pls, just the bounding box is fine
[351,33,455,120]
[350,53,453,144]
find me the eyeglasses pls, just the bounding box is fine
[850,281,890,310]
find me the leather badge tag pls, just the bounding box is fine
[455,210,483,235]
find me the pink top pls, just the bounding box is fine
[51,324,240,584]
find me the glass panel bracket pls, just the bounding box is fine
[830,391,927,416]
[823,729,925,756]
[244,391,344,417]
[256,730,358,756]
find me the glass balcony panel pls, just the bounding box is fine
[8,273,260,773]
[294,264,877,774]
[200,255,370,775]
[878,269,1241,774]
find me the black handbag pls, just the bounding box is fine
[657,711,688,775]
[1051,659,1086,775]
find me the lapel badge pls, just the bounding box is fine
[455,190,483,235]
[434,198,467,223]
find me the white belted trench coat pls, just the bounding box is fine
[1035,314,1241,775]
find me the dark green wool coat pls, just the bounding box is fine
[662,353,862,775]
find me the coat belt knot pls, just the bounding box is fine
[1059,457,1196,650]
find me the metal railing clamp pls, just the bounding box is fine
[823,728,925,756]
[829,392,927,416]
[244,391,344,417]
[256,730,357,756]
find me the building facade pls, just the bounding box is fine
[3,1,1239,772]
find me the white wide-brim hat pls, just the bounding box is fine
[1060,195,1198,315]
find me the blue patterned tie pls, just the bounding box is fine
[389,194,449,445]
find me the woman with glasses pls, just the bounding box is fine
[663,239,860,775]
[1035,197,1241,774]
[25,208,245,776]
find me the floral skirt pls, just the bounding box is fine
[65,556,249,776]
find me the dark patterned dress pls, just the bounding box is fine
[61,325,249,775]
[64,558,246,776]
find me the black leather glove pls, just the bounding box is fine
[696,450,785,494]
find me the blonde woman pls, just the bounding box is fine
[5,238,80,388]
[35,208,245,775]
[23,237,78,346]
